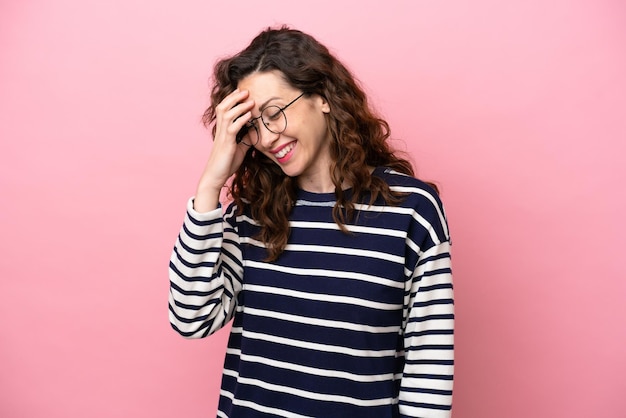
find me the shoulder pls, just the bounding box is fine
[373,167,442,206]
[373,166,450,242]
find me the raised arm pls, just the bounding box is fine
[168,201,244,338]
[168,88,255,338]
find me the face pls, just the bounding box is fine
[237,70,332,189]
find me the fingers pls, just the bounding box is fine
[215,89,255,142]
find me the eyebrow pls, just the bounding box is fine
[258,97,281,112]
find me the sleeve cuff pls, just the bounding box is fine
[187,197,222,219]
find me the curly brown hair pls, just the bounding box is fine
[203,26,417,261]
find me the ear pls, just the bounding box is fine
[316,95,331,113]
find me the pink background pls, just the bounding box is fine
[1,1,625,417]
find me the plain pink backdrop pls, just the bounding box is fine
[1,1,625,417]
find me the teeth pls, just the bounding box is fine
[275,143,295,159]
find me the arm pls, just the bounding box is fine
[168,200,244,338]
[399,240,454,417]
[397,183,455,418]
[400,241,454,418]
[168,89,255,338]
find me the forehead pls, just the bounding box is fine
[236,70,295,101]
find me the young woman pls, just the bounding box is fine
[169,26,454,418]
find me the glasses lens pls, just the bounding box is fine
[237,123,259,147]
[236,125,249,144]
[261,106,287,134]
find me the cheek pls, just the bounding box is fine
[302,114,329,138]
[285,105,330,142]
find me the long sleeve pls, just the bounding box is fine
[168,169,455,418]
[399,239,454,417]
[168,199,244,338]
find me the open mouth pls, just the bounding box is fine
[274,141,296,161]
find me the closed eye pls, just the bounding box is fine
[264,107,282,121]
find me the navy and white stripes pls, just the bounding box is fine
[169,167,454,417]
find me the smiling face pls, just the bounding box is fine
[237,70,334,192]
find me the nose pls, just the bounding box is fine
[257,124,280,149]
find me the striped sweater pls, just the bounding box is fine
[169,167,454,418]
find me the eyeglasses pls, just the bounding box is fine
[236,92,305,146]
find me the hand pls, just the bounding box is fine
[194,89,255,212]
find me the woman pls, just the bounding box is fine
[169,26,454,418]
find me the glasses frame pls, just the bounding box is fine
[236,92,305,146]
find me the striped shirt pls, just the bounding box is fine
[169,167,454,418]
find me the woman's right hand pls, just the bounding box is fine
[193,89,255,212]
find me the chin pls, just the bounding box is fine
[278,166,302,178]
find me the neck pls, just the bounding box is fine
[296,166,376,193]
[297,173,337,193]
